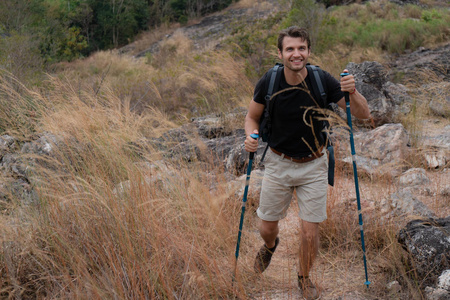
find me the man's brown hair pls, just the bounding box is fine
[277,26,311,51]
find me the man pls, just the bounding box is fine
[244,26,370,300]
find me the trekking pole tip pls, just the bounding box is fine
[364,281,371,288]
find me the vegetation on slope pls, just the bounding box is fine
[0,0,449,298]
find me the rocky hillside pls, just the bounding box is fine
[1,0,449,298]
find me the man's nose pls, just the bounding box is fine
[293,49,302,56]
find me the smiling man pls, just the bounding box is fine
[244,26,370,300]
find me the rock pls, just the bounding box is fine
[423,263,450,300]
[438,270,450,291]
[345,62,413,126]
[425,149,448,169]
[383,81,412,113]
[383,188,435,220]
[0,135,18,158]
[389,43,450,82]
[398,168,430,186]
[387,280,402,294]
[1,153,27,177]
[339,123,410,177]
[421,125,450,169]
[425,287,450,300]
[397,217,450,285]
[21,133,60,156]
[347,61,388,90]
[429,85,450,118]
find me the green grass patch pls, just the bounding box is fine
[317,3,449,54]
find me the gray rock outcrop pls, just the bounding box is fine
[345,61,413,126]
[338,123,410,177]
[397,217,450,285]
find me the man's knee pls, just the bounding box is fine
[301,221,319,242]
[260,220,279,236]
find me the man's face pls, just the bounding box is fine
[278,37,310,72]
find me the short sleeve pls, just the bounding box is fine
[323,71,344,104]
[253,72,270,105]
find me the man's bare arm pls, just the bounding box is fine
[336,90,371,119]
[244,100,265,152]
[337,70,371,119]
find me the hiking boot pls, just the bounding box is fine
[254,237,279,273]
[298,276,320,300]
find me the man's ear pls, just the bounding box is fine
[278,49,282,59]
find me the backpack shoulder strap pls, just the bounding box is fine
[265,63,283,102]
[306,64,327,107]
[259,63,283,163]
[262,63,284,128]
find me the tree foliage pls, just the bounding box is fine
[0,0,233,64]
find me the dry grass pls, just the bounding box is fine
[52,41,253,122]
[311,45,388,78]
[0,74,245,298]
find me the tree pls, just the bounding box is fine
[88,0,149,49]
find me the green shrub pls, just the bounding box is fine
[421,9,442,22]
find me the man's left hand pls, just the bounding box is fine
[340,69,356,94]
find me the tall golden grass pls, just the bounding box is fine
[0,69,250,298]
[54,40,253,121]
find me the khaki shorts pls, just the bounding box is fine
[256,148,328,223]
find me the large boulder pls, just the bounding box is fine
[338,123,410,177]
[345,61,413,126]
[397,217,450,285]
[380,188,436,221]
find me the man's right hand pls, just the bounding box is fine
[244,130,259,152]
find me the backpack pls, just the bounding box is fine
[258,63,335,186]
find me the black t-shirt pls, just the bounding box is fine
[253,68,344,157]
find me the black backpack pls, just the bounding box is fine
[258,63,335,186]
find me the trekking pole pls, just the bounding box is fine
[340,72,371,288]
[233,133,258,283]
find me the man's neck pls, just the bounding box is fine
[284,67,308,86]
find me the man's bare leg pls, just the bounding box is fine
[298,220,320,299]
[298,220,319,277]
[254,220,280,273]
[260,220,279,248]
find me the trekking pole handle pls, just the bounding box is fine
[249,133,259,160]
[340,72,351,104]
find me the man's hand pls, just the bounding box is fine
[244,130,259,152]
[340,69,356,94]
[337,69,371,119]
